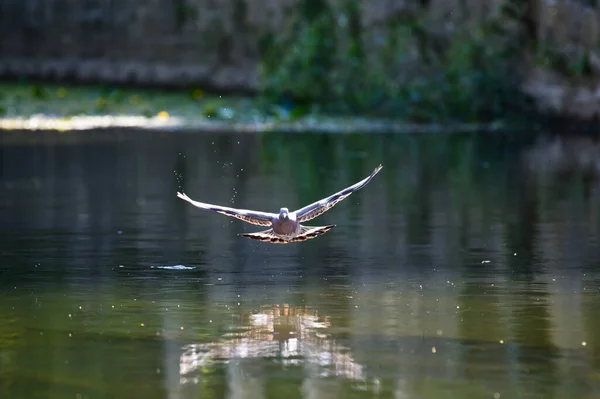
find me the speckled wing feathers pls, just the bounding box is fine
[294,165,382,223]
[176,192,274,226]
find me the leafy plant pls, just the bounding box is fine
[258,0,535,124]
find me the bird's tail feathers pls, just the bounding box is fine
[239,225,336,244]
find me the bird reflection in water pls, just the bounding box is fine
[179,304,365,384]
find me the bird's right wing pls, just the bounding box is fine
[177,192,275,226]
[293,165,382,223]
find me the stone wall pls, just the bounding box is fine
[1,0,600,118]
[0,0,291,91]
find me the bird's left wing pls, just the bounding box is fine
[177,192,275,226]
[293,164,382,223]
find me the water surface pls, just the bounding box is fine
[1,130,599,399]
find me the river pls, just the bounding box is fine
[1,129,599,398]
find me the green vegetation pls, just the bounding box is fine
[0,81,258,122]
[258,0,535,124]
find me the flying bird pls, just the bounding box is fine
[177,164,382,244]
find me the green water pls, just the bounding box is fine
[0,130,599,398]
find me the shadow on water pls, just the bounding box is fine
[0,129,600,398]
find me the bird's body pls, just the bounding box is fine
[177,164,382,244]
[272,208,298,236]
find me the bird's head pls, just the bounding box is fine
[279,207,289,220]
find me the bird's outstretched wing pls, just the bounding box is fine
[293,165,383,223]
[177,192,275,226]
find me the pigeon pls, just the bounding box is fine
[177,164,382,244]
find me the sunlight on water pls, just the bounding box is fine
[179,305,364,385]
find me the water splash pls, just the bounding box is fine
[150,265,195,270]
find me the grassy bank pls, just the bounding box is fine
[0,81,506,133]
